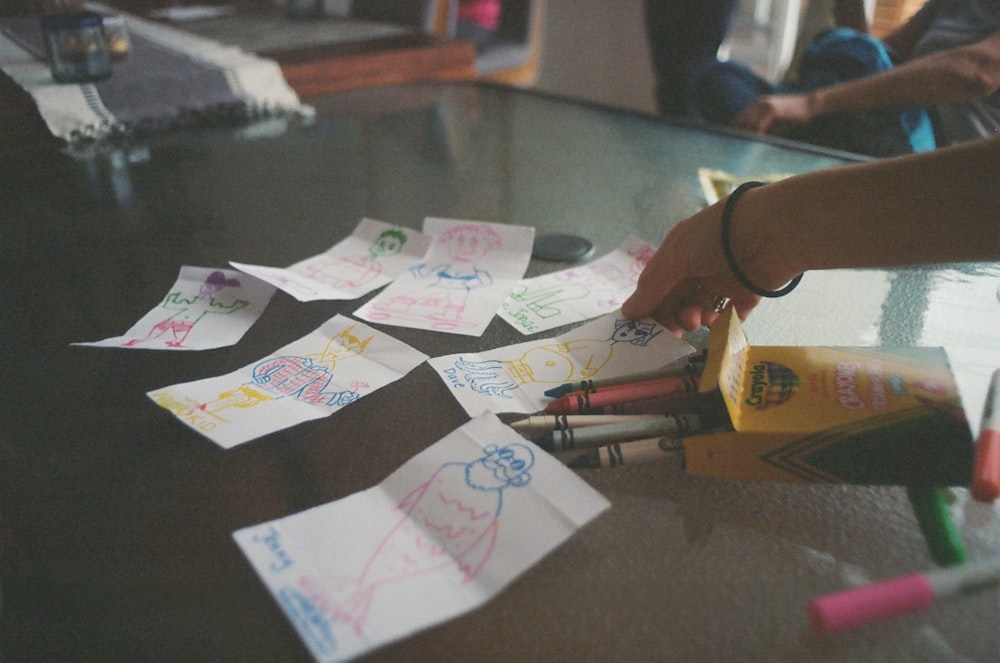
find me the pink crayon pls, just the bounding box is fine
[807,557,1000,634]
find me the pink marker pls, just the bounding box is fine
[808,558,1000,634]
[971,368,1000,502]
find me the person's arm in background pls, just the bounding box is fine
[733,29,1000,137]
[621,136,1000,335]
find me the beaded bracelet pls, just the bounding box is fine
[720,181,803,298]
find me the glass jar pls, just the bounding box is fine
[102,14,130,60]
[41,11,112,83]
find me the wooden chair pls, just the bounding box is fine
[350,0,457,38]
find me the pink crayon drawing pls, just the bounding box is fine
[123,270,249,348]
[296,442,536,634]
[362,223,502,331]
[301,229,408,290]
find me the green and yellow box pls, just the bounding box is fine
[685,309,973,486]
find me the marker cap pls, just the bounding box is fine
[807,573,934,633]
[971,429,1000,502]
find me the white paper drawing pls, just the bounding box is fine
[429,313,696,416]
[499,236,656,334]
[74,266,275,350]
[354,218,535,336]
[231,219,433,302]
[147,315,428,448]
[233,413,610,662]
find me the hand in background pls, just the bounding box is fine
[733,93,816,136]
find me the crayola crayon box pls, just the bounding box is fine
[686,308,973,486]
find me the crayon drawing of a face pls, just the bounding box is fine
[609,318,661,347]
[308,325,374,369]
[368,229,408,260]
[441,224,501,263]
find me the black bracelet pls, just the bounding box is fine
[720,181,803,298]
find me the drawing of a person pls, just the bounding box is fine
[373,224,501,327]
[124,270,249,347]
[298,442,535,634]
[251,325,373,406]
[199,325,374,414]
[299,228,409,290]
[456,318,663,397]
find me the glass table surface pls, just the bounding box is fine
[1,82,998,662]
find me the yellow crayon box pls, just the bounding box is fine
[684,309,973,485]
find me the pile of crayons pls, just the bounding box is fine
[501,349,727,470]
[504,358,1000,636]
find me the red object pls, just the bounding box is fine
[458,0,502,30]
[543,376,699,415]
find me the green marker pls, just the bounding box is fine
[906,486,966,567]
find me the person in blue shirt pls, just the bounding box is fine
[688,0,1000,156]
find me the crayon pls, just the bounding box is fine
[971,368,1000,502]
[543,350,708,398]
[807,556,1000,634]
[906,486,966,567]
[568,436,685,469]
[506,413,668,437]
[593,391,705,415]
[535,414,702,452]
[543,376,700,415]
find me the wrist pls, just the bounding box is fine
[722,183,804,296]
[805,89,825,119]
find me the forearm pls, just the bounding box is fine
[809,32,1000,116]
[734,137,1000,281]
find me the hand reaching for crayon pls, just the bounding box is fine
[622,185,800,335]
[621,205,741,335]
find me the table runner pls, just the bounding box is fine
[0,2,307,142]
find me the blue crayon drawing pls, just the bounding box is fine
[194,324,373,420]
[277,587,339,657]
[453,317,663,398]
[294,443,536,636]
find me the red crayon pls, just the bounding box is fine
[971,368,1000,502]
[543,376,699,415]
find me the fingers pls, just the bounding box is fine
[620,242,686,319]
